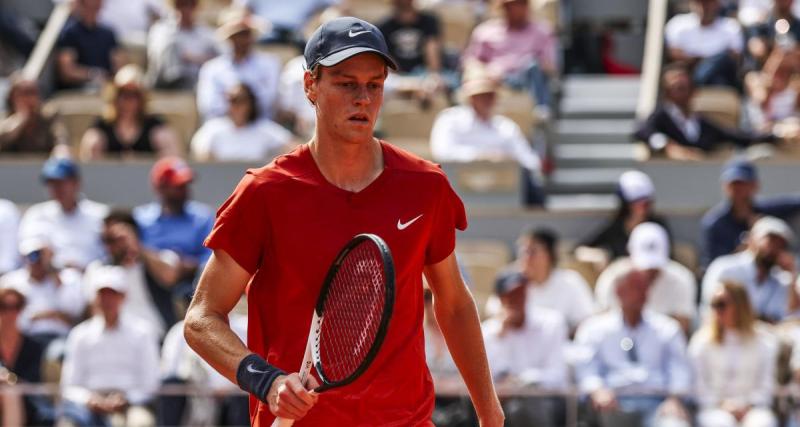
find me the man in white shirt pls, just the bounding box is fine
[59,265,160,427]
[482,274,568,427]
[595,222,697,334]
[0,199,20,275]
[0,236,86,345]
[18,158,109,270]
[664,0,742,88]
[430,69,544,204]
[237,0,339,44]
[196,9,281,121]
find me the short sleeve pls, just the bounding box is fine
[204,172,270,274]
[425,175,467,265]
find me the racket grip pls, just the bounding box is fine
[271,416,295,427]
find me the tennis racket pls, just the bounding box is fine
[271,233,395,427]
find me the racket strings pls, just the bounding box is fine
[318,242,387,383]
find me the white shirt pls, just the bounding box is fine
[482,307,569,390]
[0,199,19,274]
[99,0,164,44]
[197,52,282,120]
[0,268,86,337]
[19,199,109,270]
[146,17,219,87]
[61,316,160,405]
[665,13,743,58]
[664,102,700,142]
[595,258,697,321]
[278,55,316,136]
[484,268,596,330]
[191,117,292,161]
[430,105,541,172]
[688,328,777,409]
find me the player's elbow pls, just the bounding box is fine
[183,307,209,352]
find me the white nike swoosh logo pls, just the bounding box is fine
[397,214,423,230]
[246,364,267,374]
[349,30,371,37]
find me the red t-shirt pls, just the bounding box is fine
[205,141,467,426]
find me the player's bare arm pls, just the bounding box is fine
[424,251,505,427]
[185,249,318,420]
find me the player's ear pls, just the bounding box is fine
[304,70,318,107]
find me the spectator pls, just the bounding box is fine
[277,55,317,139]
[430,69,544,204]
[701,158,800,266]
[191,83,296,161]
[595,223,697,334]
[634,65,777,160]
[55,0,125,91]
[80,65,180,161]
[237,0,339,44]
[18,157,109,270]
[689,281,779,427]
[745,49,800,135]
[482,275,568,427]
[745,0,800,66]
[59,265,159,427]
[146,0,219,89]
[85,210,182,337]
[485,227,595,334]
[379,0,451,101]
[197,9,281,120]
[0,236,86,346]
[0,76,69,155]
[0,199,19,275]
[576,170,671,266]
[702,216,797,323]
[665,0,743,89]
[133,157,213,296]
[575,268,692,427]
[99,0,162,47]
[462,0,557,120]
[0,287,53,427]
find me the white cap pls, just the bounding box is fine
[628,222,670,270]
[751,216,795,246]
[18,236,50,256]
[618,170,655,202]
[89,265,128,294]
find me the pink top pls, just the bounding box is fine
[462,18,557,76]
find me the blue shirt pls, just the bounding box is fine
[701,195,800,267]
[133,201,214,265]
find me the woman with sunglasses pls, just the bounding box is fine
[80,65,179,161]
[688,281,779,427]
[0,75,69,156]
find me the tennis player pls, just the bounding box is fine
[185,16,504,426]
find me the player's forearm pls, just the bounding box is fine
[184,304,251,384]
[434,294,504,424]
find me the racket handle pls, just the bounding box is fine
[271,417,295,427]
[269,312,319,427]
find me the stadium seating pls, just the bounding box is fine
[691,86,741,129]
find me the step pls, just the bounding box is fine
[545,193,619,211]
[546,167,628,194]
[563,75,641,99]
[560,97,638,119]
[553,143,640,168]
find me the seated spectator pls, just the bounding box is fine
[18,157,109,270]
[575,268,692,427]
[0,236,86,346]
[744,0,800,67]
[85,210,182,337]
[0,76,69,155]
[701,158,800,266]
[55,0,126,91]
[0,199,19,275]
[146,0,219,89]
[634,65,777,160]
[482,277,568,427]
[134,158,213,296]
[99,0,163,47]
[462,0,557,120]
[745,49,800,135]
[278,55,317,139]
[80,65,180,160]
[237,0,339,45]
[197,9,281,120]
[689,281,779,427]
[485,227,595,335]
[595,223,697,334]
[0,286,53,427]
[430,70,544,204]
[665,0,742,89]
[703,216,797,323]
[191,83,296,161]
[59,265,159,427]
[576,170,672,266]
[379,0,452,102]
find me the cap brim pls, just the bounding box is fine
[318,47,398,70]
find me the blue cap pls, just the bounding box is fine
[494,272,526,296]
[304,17,397,71]
[720,158,758,183]
[40,157,80,182]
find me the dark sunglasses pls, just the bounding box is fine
[711,299,729,311]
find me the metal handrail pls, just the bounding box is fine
[21,1,71,81]
[635,0,669,120]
